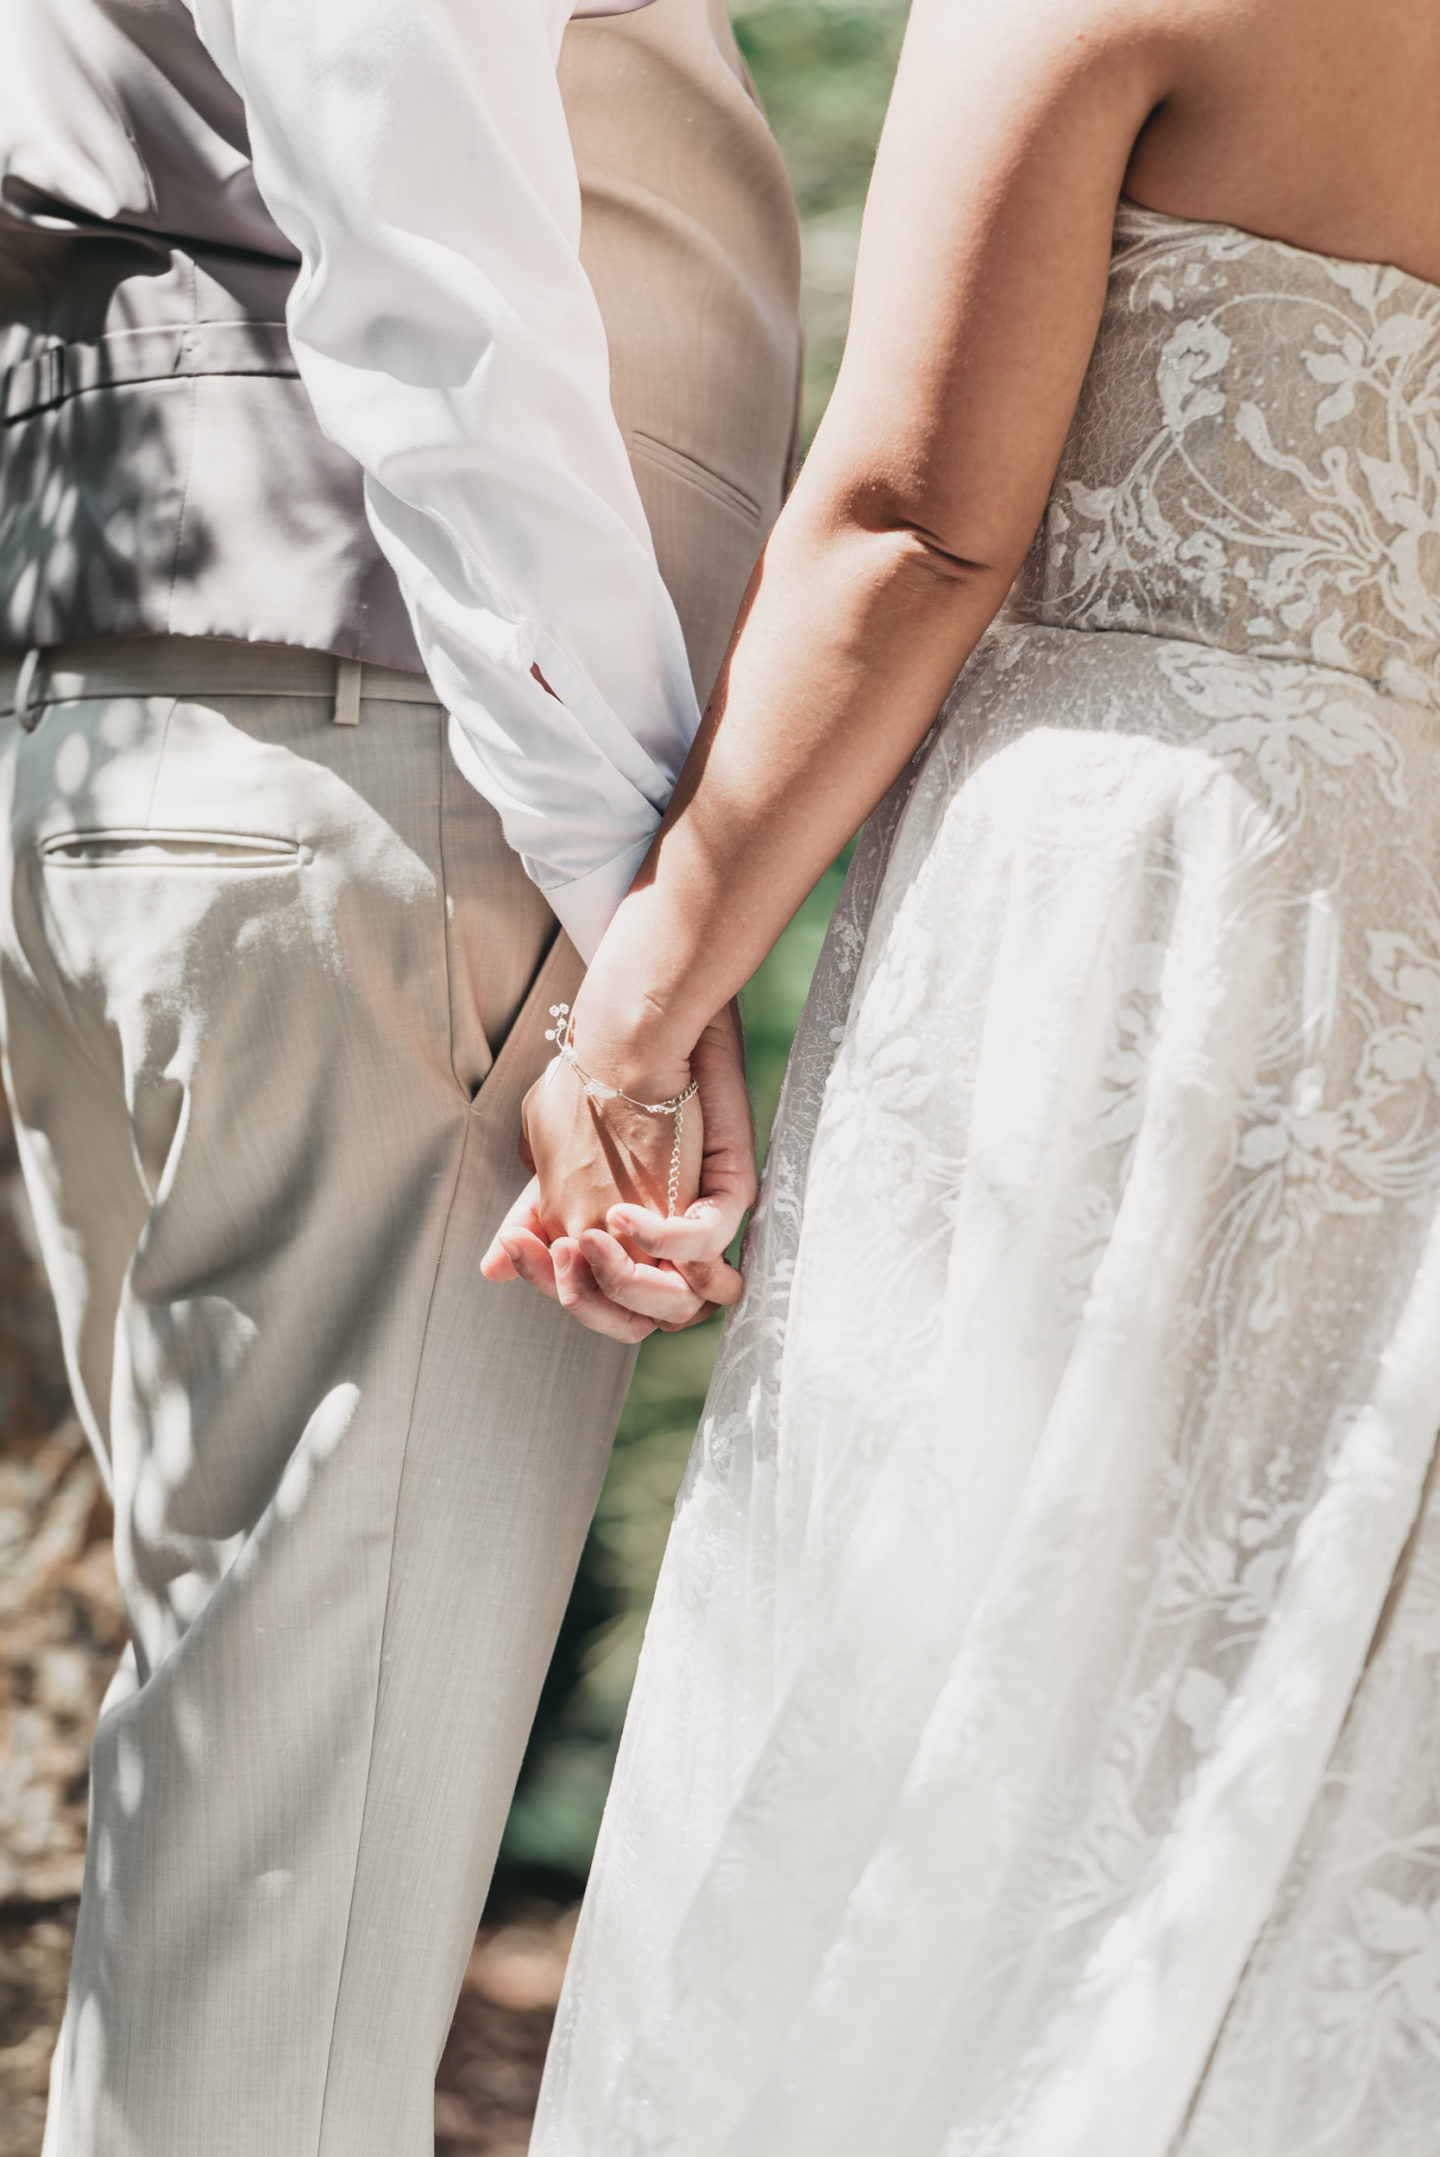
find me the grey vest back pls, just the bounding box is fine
[0,0,422,665]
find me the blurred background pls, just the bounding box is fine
[0,4,908,2149]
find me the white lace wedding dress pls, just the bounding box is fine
[532,204,1440,2157]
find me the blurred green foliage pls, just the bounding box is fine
[735,3,905,221]
[495,0,904,1894]
[738,1,908,440]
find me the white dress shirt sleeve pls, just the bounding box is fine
[185,0,700,958]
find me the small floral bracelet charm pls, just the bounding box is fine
[544,1005,698,1218]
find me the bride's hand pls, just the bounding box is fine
[481,1002,755,1340]
[525,1022,703,1244]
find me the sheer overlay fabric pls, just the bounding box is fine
[533,205,1440,2157]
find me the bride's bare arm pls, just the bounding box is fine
[489,0,1172,1327]
[568,0,1169,1093]
[499,0,1440,1325]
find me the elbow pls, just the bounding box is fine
[876,519,999,588]
[828,482,1013,592]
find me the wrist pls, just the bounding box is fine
[563,980,694,1101]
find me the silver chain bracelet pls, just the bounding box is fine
[544,1004,698,1218]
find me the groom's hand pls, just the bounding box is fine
[481,1002,756,1340]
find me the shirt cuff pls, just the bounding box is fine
[534,836,654,962]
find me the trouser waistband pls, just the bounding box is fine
[0,636,439,732]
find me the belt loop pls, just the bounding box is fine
[333,657,362,728]
[15,648,43,733]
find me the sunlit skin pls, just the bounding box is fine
[483,0,1440,1339]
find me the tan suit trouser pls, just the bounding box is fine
[0,643,631,2156]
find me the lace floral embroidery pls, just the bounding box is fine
[533,206,1440,2157]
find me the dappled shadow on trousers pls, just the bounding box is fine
[0,1092,577,2155]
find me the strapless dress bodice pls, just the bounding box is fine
[1009,201,1440,711]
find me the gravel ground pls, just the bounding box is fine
[435,1905,578,2156]
[0,1100,574,2154]
[0,1905,74,2157]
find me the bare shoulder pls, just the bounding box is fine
[1121,0,1440,282]
[973,0,1440,72]
[913,0,1235,86]
[884,0,1254,162]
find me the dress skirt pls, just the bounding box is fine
[535,618,1440,2157]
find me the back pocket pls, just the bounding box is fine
[39,829,306,869]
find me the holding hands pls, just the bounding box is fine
[481,998,757,1340]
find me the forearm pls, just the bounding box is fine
[572,464,1014,1079]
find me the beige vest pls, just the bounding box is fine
[0,0,800,696]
